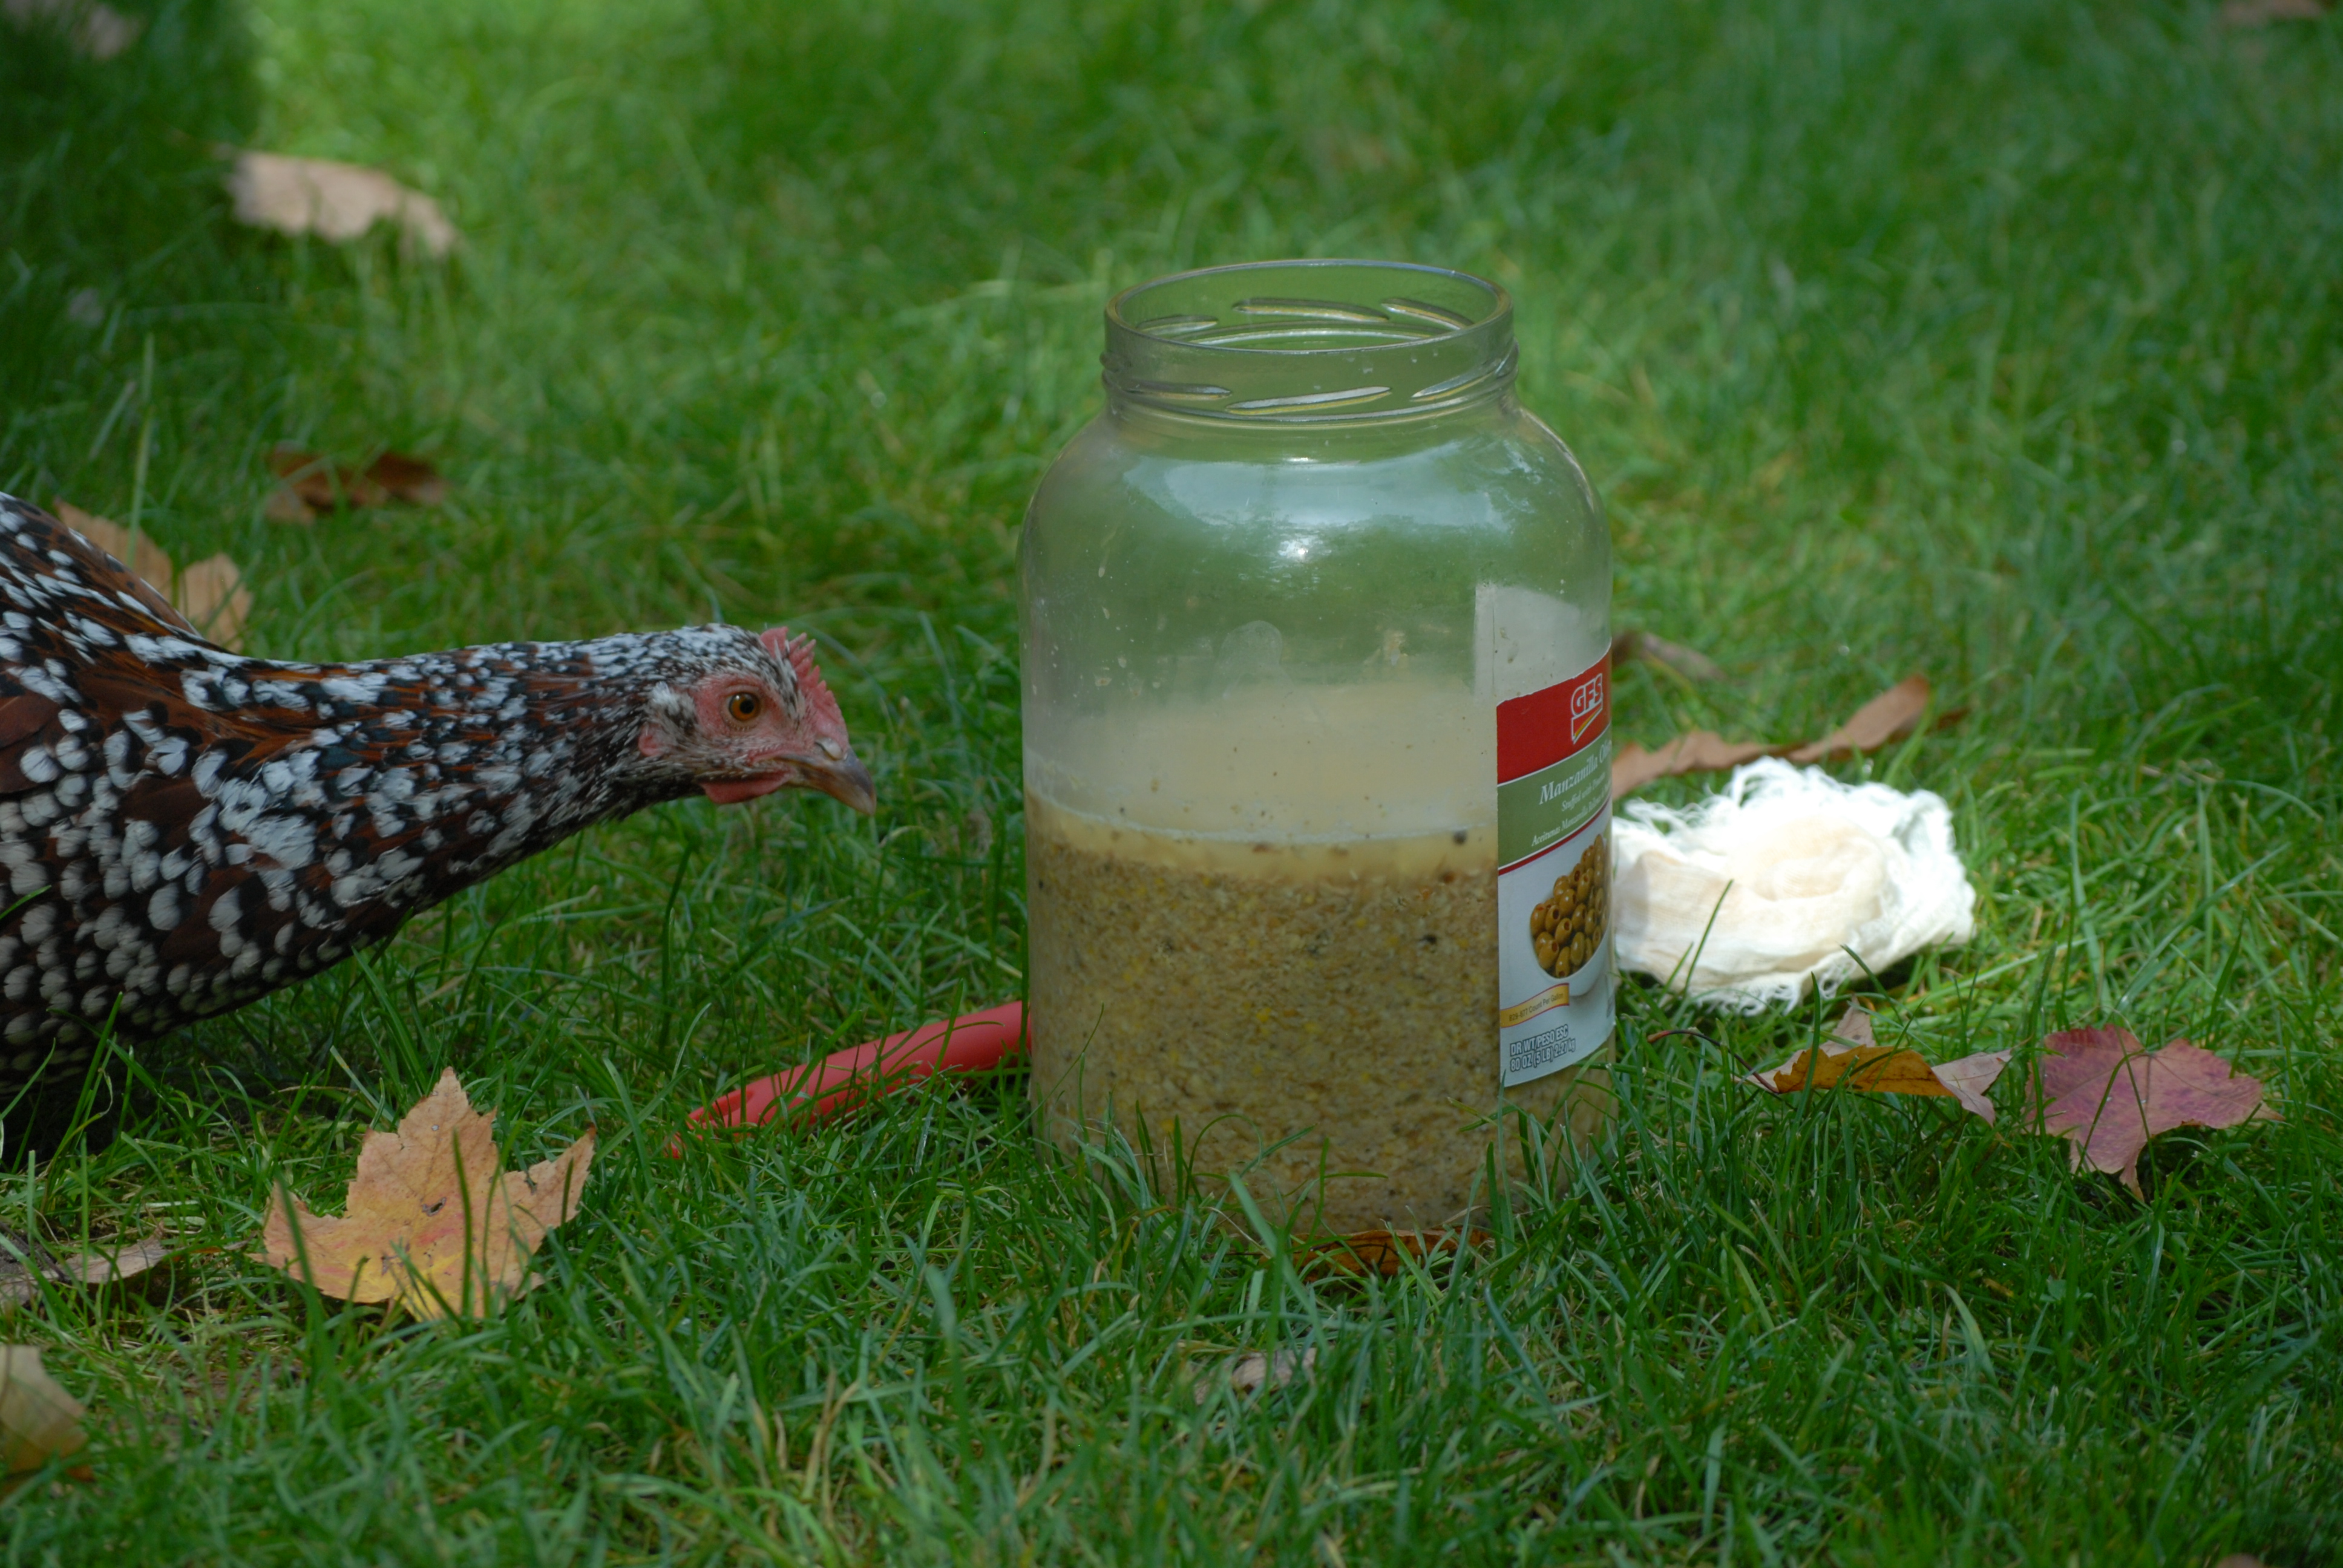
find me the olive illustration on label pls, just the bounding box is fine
[1530,832,1608,979]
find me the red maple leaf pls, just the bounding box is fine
[2024,1027,2278,1196]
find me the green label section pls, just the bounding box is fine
[1498,731,1611,868]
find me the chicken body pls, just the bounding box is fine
[0,494,871,1093]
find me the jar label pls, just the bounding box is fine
[1494,655,1614,1086]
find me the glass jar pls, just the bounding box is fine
[1020,260,1615,1236]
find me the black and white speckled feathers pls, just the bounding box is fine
[0,492,841,1089]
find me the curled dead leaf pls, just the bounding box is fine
[0,1232,169,1311]
[1611,731,1774,799]
[1741,1004,2011,1121]
[2022,1028,2277,1197]
[0,1347,87,1479]
[260,1068,594,1319]
[174,555,253,648]
[227,151,458,259]
[50,500,254,650]
[363,451,449,508]
[49,1234,169,1287]
[1611,629,1725,683]
[1784,675,1932,764]
[50,500,169,586]
[1196,1345,1317,1403]
[265,445,448,522]
[1611,673,1962,799]
[1300,1227,1491,1279]
[1930,1050,2013,1123]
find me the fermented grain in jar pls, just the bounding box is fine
[1020,260,1613,1235]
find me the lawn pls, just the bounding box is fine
[2,0,2340,1561]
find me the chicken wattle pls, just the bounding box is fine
[0,493,874,1091]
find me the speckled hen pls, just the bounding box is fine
[0,493,874,1094]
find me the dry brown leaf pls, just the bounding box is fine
[2,0,143,60]
[174,554,253,648]
[2022,1028,2277,1197]
[1196,1346,1317,1403]
[1930,1049,2014,1123]
[50,500,253,650]
[227,151,458,259]
[261,1068,594,1319]
[1741,1003,2011,1121]
[48,1234,170,1287]
[1745,1039,1948,1096]
[1784,675,1932,763]
[265,445,448,521]
[267,446,385,512]
[1611,629,1725,683]
[364,450,449,508]
[0,1347,87,1478]
[1611,673,1958,799]
[0,1233,169,1310]
[2221,0,2327,25]
[1611,731,1774,797]
[1301,1227,1492,1279]
[50,500,171,584]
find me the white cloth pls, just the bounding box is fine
[1611,758,1976,1011]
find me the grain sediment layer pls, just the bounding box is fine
[1027,797,1608,1233]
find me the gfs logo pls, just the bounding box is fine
[1569,669,1608,744]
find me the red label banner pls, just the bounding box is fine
[1496,657,1610,783]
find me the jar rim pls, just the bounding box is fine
[1103,259,1518,423]
[1107,258,1512,355]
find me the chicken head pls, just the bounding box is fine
[638,626,874,812]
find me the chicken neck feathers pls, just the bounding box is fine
[0,492,772,1083]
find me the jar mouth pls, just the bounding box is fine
[1104,259,1516,423]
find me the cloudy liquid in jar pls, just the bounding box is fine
[1025,681,1610,1235]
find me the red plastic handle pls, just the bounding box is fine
[671,1001,1028,1149]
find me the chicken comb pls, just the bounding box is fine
[761,626,837,716]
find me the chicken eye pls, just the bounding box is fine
[725,691,762,724]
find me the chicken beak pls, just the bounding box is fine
[802,750,877,815]
[700,750,876,810]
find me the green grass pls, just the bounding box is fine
[2,0,2340,1560]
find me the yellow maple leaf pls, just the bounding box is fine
[260,1068,594,1319]
[1738,1003,2011,1120]
[0,1347,87,1481]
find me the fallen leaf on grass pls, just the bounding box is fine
[227,151,458,259]
[2,0,143,60]
[264,445,447,523]
[1784,675,1932,764]
[260,1068,594,1319]
[1741,1004,2012,1122]
[2023,1028,2277,1197]
[0,1347,87,1479]
[1930,1049,2014,1124]
[1196,1346,1317,1403]
[51,500,254,649]
[2221,0,2327,25]
[50,500,169,582]
[1613,673,1957,798]
[1611,629,1725,683]
[172,555,252,647]
[0,1232,169,1310]
[1300,1228,1492,1278]
[1611,731,1774,797]
[359,450,449,506]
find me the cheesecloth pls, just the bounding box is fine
[1611,757,1976,1011]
